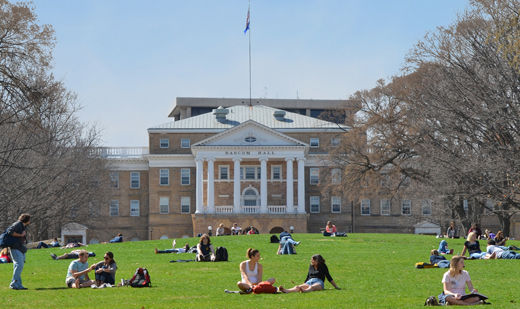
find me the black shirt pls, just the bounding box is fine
[305,263,333,283]
[7,221,27,253]
[464,240,481,254]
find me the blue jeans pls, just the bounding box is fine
[10,249,25,289]
[469,252,486,259]
[280,236,297,254]
[437,260,450,268]
[501,251,520,259]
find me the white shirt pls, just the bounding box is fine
[442,270,471,296]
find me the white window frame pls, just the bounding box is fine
[401,200,411,216]
[240,166,260,180]
[310,168,319,185]
[310,138,320,148]
[331,196,341,213]
[271,165,282,180]
[159,138,169,149]
[130,172,140,189]
[331,168,341,184]
[422,199,432,216]
[219,165,229,180]
[310,196,320,213]
[181,196,190,214]
[331,137,340,147]
[109,172,119,188]
[159,197,169,214]
[463,199,468,214]
[110,200,119,216]
[181,168,190,185]
[130,200,140,217]
[361,199,371,216]
[380,199,391,216]
[181,138,190,148]
[160,169,169,186]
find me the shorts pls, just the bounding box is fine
[305,278,324,289]
[66,277,87,288]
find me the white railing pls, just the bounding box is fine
[268,205,287,214]
[96,147,149,158]
[215,206,233,213]
[242,206,259,214]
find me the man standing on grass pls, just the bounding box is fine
[6,213,31,290]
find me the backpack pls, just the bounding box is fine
[270,235,279,243]
[424,296,439,306]
[129,267,151,287]
[215,247,228,262]
[252,281,278,294]
[415,262,436,269]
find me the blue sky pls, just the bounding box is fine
[32,0,469,147]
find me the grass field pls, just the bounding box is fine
[2,233,520,308]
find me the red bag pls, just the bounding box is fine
[252,281,277,294]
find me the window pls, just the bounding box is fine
[130,172,140,189]
[361,199,371,216]
[422,199,432,216]
[109,172,119,188]
[130,200,140,216]
[331,137,340,147]
[401,200,411,215]
[181,197,190,213]
[310,168,319,185]
[331,168,341,184]
[463,199,468,214]
[240,166,260,180]
[331,196,341,213]
[181,168,190,185]
[310,138,319,148]
[160,169,169,185]
[159,197,169,214]
[159,138,169,148]
[110,200,119,216]
[310,196,320,213]
[485,199,494,214]
[380,199,391,216]
[181,138,190,148]
[271,166,281,180]
[219,165,229,180]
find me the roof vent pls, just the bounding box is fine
[273,110,286,120]
[213,106,229,120]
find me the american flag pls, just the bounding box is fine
[244,8,250,34]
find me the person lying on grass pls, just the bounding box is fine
[51,250,95,260]
[155,239,191,254]
[439,255,483,306]
[65,250,95,288]
[237,248,275,294]
[279,254,340,293]
[430,249,450,268]
[196,233,215,262]
[486,239,520,259]
[90,251,117,286]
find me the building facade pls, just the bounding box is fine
[74,97,513,243]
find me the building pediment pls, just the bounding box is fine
[192,120,308,147]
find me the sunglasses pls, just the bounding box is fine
[104,256,110,259]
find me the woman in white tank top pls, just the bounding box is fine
[237,248,275,293]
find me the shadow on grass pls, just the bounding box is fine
[34,287,69,290]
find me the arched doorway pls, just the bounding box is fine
[241,186,259,207]
[269,226,284,234]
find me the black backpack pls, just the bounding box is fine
[270,235,279,243]
[215,246,228,261]
[129,267,151,287]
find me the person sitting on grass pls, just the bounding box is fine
[51,250,95,260]
[323,221,337,236]
[196,234,215,262]
[90,251,117,287]
[277,234,300,255]
[486,239,520,259]
[280,254,340,293]
[155,239,190,254]
[439,255,483,305]
[438,240,454,255]
[65,250,95,288]
[216,223,225,236]
[430,249,450,268]
[237,248,274,294]
[0,248,12,263]
[231,223,242,235]
[460,232,487,259]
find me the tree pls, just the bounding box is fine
[0,0,110,240]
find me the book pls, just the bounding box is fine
[460,293,488,301]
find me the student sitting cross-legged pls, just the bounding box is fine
[65,250,95,288]
[90,251,117,287]
[237,248,275,294]
[439,256,484,305]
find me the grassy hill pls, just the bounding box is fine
[2,233,519,308]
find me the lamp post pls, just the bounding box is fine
[290,226,294,234]
[208,225,213,236]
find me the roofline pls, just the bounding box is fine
[147,128,348,134]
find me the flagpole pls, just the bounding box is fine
[248,0,252,107]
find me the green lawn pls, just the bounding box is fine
[2,233,519,308]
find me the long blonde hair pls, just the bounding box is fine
[448,256,465,277]
[466,232,477,242]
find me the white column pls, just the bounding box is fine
[297,157,306,214]
[207,158,215,214]
[286,157,294,213]
[233,157,241,213]
[260,156,268,213]
[195,157,204,214]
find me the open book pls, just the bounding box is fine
[460,293,488,301]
